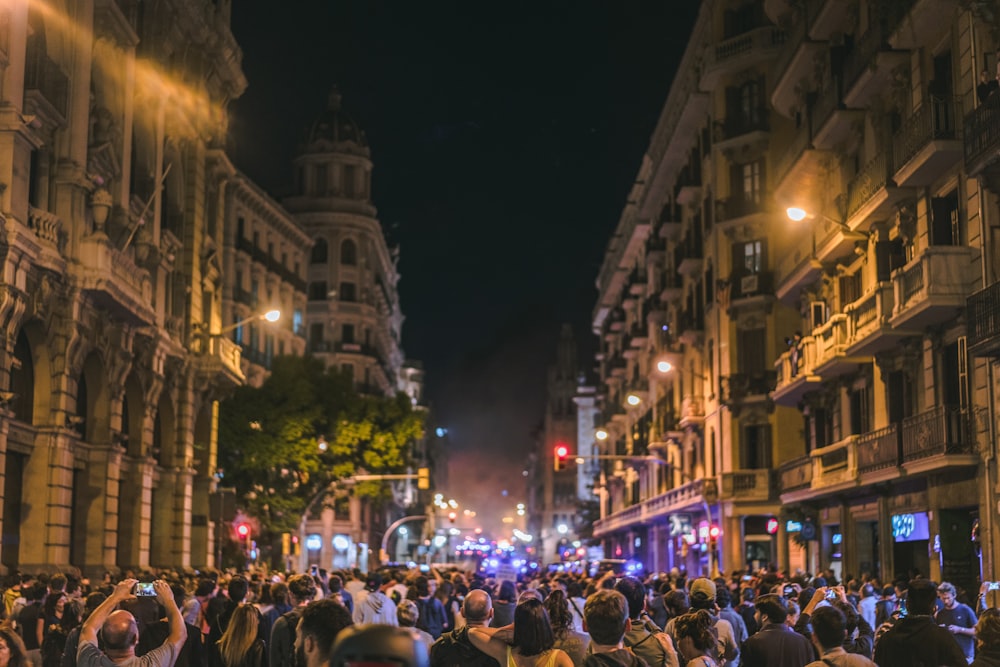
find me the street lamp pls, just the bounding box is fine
[626,393,642,407]
[595,428,609,441]
[656,360,673,374]
[218,309,281,335]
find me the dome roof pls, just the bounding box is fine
[304,88,368,150]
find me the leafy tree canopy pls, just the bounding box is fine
[217,355,425,536]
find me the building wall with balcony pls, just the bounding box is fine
[285,91,405,398]
[0,0,252,574]
[767,1,992,588]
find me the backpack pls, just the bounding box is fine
[279,609,301,667]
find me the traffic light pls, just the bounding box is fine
[448,511,457,524]
[554,444,569,471]
[235,523,250,539]
[418,467,430,490]
[708,524,721,549]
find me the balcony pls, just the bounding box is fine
[678,395,705,429]
[677,233,704,277]
[779,456,814,497]
[771,13,828,117]
[76,235,155,326]
[856,424,901,476]
[335,341,376,356]
[887,0,961,50]
[772,335,821,406]
[810,436,858,490]
[607,355,627,378]
[775,232,824,306]
[24,42,69,122]
[811,71,865,150]
[846,283,898,355]
[627,322,648,349]
[702,26,785,90]
[661,274,684,304]
[845,150,911,231]
[715,196,768,232]
[727,271,775,313]
[968,280,1000,356]
[719,469,772,502]
[964,102,1000,177]
[889,245,974,329]
[901,405,978,474]
[772,124,829,206]
[720,371,777,411]
[627,268,648,296]
[193,336,245,387]
[713,112,770,153]
[677,311,704,345]
[675,166,702,206]
[892,97,962,187]
[842,24,910,109]
[813,314,864,377]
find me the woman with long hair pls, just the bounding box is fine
[674,610,717,667]
[973,607,1000,666]
[212,604,266,667]
[469,597,573,667]
[491,581,518,628]
[0,624,28,667]
[542,591,589,667]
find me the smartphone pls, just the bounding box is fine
[990,582,1000,591]
[825,589,838,600]
[133,582,156,597]
[742,576,753,582]
[783,585,795,598]
[310,565,318,576]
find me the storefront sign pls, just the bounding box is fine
[892,512,929,542]
[786,520,802,533]
[669,514,692,537]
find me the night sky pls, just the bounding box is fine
[229,1,699,531]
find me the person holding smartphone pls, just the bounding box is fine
[77,579,186,667]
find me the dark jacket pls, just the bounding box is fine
[429,626,500,667]
[418,596,448,639]
[795,612,874,659]
[972,645,1000,667]
[583,649,649,667]
[740,622,813,667]
[871,615,966,667]
[736,603,758,636]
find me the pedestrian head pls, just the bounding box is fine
[664,589,690,619]
[218,605,261,667]
[674,610,715,657]
[977,608,1000,651]
[937,581,957,608]
[613,576,646,620]
[907,579,938,616]
[755,594,789,625]
[582,589,629,647]
[396,599,419,628]
[102,610,139,652]
[295,598,354,667]
[810,605,848,652]
[512,597,555,656]
[228,576,249,604]
[542,589,573,636]
[462,589,493,626]
[288,573,318,605]
[0,624,28,667]
[415,576,430,598]
[497,580,517,603]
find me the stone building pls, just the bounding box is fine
[592,0,1000,590]
[0,0,247,574]
[286,91,405,397]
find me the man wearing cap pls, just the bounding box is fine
[353,573,398,626]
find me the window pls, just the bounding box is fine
[742,160,764,204]
[342,324,355,343]
[931,191,961,246]
[253,231,260,248]
[343,165,356,196]
[839,273,862,308]
[341,363,354,381]
[808,407,833,451]
[740,80,762,124]
[733,240,764,275]
[339,282,357,302]
[234,270,243,294]
[308,281,327,301]
[236,217,245,240]
[293,309,304,335]
[311,238,328,264]
[315,164,328,195]
[738,328,767,373]
[741,424,772,469]
[309,323,324,348]
[341,239,357,265]
[251,280,259,304]
[849,383,872,435]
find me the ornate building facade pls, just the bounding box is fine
[592,0,1000,591]
[286,91,405,397]
[0,0,247,574]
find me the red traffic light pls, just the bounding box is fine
[708,525,721,540]
[236,523,250,538]
[555,444,569,458]
[448,511,457,524]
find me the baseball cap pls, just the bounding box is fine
[690,578,717,601]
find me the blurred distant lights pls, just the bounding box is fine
[626,393,642,406]
[557,524,569,535]
[595,429,609,441]
[656,360,673,373]
[435,427,448,437]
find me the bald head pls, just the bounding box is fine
[463,589,493,626]
[103,610,139,652]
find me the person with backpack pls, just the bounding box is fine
[614,576,679,667]
[270,574,317,667]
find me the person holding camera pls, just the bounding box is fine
[78,579,186,667]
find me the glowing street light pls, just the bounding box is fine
[656,360,673,373]
[786,206,809,222]
[626,393,642,406]
[595,429,609,441]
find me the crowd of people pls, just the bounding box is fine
[0,564,995,667]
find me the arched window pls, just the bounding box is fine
[10,331,33,423]
[340,239,357,265]
[310,238,328,264]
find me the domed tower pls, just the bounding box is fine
[283,88,404,396]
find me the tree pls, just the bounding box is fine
[217,356,425,565]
